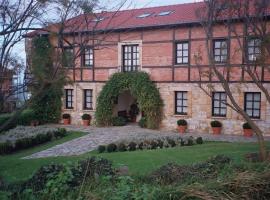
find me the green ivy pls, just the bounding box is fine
[96,72,163,129]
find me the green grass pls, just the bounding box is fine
[0,133,269,184]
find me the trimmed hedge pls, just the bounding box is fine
[0,128,67,155]
[96,72,163,129]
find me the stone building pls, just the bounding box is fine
[26,2,270,135]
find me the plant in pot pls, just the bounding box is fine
[82,114,92,126]
[129,103,139,122]
[177,119,187,134]
[210,120,222,135]
[243,122,253,137]
[62,114,71,125]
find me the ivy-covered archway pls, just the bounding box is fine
[96,72,163,129]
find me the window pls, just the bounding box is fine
[175,91,188,115]
[212,92,227,117]
[247,38,261,62]
[65,89,73,109]
[244,92,261,118]
[213,39,228,63]
[82,47,94,67]
[62,48,73,68]
[175,42,189,64]
[84,89,93,110]
[137,13,152,18]
[122,45,139,72]
[157,11,174,16]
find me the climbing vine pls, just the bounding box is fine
[96,72,163,129]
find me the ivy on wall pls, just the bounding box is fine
[95,72,163,129]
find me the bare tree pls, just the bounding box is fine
[195,0,269,161]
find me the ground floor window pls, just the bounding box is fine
[175,91,188,115]
[212,92,227,117]
[65,89,73,109]
[84,89,93,110]
[244,92,261,119]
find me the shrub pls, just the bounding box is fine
[15,138,33,150]
[167,138,176,147]
[112,116,127,126]
[128,142,137,151]
[54,128,67,138]
[118,143,127,152]
[0,114,12,126]
[0,142,14,154]
[18,109,35,126]
[150,141,158,149]
[243,122,252,129]
[177,119,187,126]
[98,145,106,153]
[157,139,164,149]
[107,143,117,152]
[62,114,70,119]
[187,137,194,146]
[138,117,147,128]
[81,114,91,120]
[210,120,222,127]
[196,137,203,144]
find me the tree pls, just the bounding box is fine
[195,0,269,161]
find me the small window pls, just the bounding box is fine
[244,92,261,118]
[92,17,105,22]
[213,39,228,63]
[84,89,93,110]
[82,47,94,67]
[247,38,261,62]
[175,42,189,64]
[175,91,188,115]
[137,13,152,18]
[212,92,227,117]
[157,11,174,16]
[62,48,73,68]
[122,45,139,72]
[65,89,73,109]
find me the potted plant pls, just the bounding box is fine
[81,114,91,126]
[177,119,187,134]
[210,120,222,135]
[30,120,39,127]
[243,122,253,137]
[62,113,71,125]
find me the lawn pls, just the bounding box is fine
[1,134,269,184]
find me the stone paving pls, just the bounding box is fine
[23,124,270,159]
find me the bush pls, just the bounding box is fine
[62,114,70,119]
[54,128,67,138]
[81,114,91,120]
[139,117,147,128]
[112,116,127,126]
[98,145,106,153]
[128,142,137,151]
[167,138,176,147]
[177,119,187,126]
[0,114,12,126]
[210,120,222,127]
[107,143,117,152]
[243,122,252,129]
[118,143,127,152]
[187,137,194,146]
[150,141,158,149]
[196,137,203,144]
[157,139,164,149]
[18,109,35,126]
[0,142,14,154]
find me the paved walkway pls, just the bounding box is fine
[23,124,270,159]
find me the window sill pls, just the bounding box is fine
[211,116,227,119]
[174,64,189,67]
[173,114,190,118]
[63,108,74,111]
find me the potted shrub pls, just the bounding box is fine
[243,122,253,137]
[62,114,71,125]
[30,120,39,127]
[177,119,187,134]
[210,120,222,135]
[81,114,91,126]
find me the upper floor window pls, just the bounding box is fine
[84,89,93,110]
[244,92,261,119]
[62,47,74,68]
[122,45,139,72]
[82,47,94,67]
[213,39,228,63]
[212,92,227,117]
[247,38,261,62]
[65,89,73,109]
[175,91,188,115]
[175,42,189,64]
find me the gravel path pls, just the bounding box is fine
[23,124,270,159]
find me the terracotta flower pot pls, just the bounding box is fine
[178,125,187,134]
[82,119,90,126]
[63,118,70,125]
[30,120,39,127]
[212,127,221,135]
[243,128,253,137]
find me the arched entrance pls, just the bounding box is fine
[95,72,163,129]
